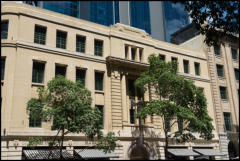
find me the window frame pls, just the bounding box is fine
[76,35,86,53]
[1,57,6,81]
[219,86,227,100]
[56,30,67,49]
[96,105,104,128]
[214,44,221,56]
[32,61,46,84]
[95,71,104,91]
[234,68,239,81]
[94,39,103,57]
[194,62,200,76]
[183,60,189,74]
[76,67,86,85]
[223,112,232,132]
[216,64,224,77]
[159,54,166,62]
[34,25,47,45]
[130,109,135,124]
[55,64,67,78]
[1,20,9,39]
[231,48,238,61]
[29,112,42,128]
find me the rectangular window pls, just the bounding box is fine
[171,57,178,62]
[220,86,227,99]
[216,64,224,77]
[231,48,237,60]
[131,48,136,61]
[214,44,220,56]
[32,62,45,83]
[178,118,183,131]
[96,105,104,128]
[55,65,66,77]
[1,58,5,81]
[95,72,104,91]
[130,109,135,124]
[194,62,200,76]
[234,68,239,81]
[94,39,103,56]
[183,60,189,73]
[224,113,232,132]
[34,25,46,45]
[159,54,165,61]
[139,48,143,62]
[125,46,128,59]
[128,79,135,97]
[56,31,67,49]
[76,35,86,53]
[76,68,86,85]
[29,113,41,128]
[1,21,8,39]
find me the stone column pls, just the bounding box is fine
[145,88,151,124]
[128,46,132,60]
[136,48,140,62]
[122,73,128,123]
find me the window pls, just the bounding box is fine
[56,31,67,49]
[34,25,46,45]
[55,65,66,77]
[231,48,238,60]
[183,60,189,73]
[178,118,183,131]
[1,21,8,39]
[159,54,165,61]
[94,39,103,56]
[194,62,200,76]
[95,72,104,91]
[234,68,239,81]
[219,86,227,99]
[76,68,86,85]
[32,62,45,83]
[131,48,136,60]
[1,58,5,81]
[76,35,86,53]
[128,79,135,97]
[29,113,41,128]
[165,117,170,132]
[96,105,104,128]
[224,113,232,132]
[125,46,128,59]
[130,109,135,124]
[139,48,143,62]
[216,64,224,77]
[214,44,220,56]
[171,57,178,62]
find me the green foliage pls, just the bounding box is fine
[174,1,239,46]
[135,54,214,142]
[27,75,116,152]
[96,132,117,153]
[27,137,43,148]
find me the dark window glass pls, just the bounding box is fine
[130,109,135,124]
[34,25,46,45]
[214,44,220,55]
[220,86,227,99]
[76,35,86,53]
[76,68,86,85]
[178,118,183,131]
[94,40,103,56]
[137,87,144,100]
[128,79,135,97]
[95,72,103,91]
[96,105,104,128]
[159,54,165,61]
[1,58,5,81]
[171,57,178,62]
[234,68,239,80]
[29,113,41,128]
[165,117,170,132]
[56,31,67,49]
[131,48,136,60]
[217,64,224,77]
[231,48,237,60]
[194,62,200,76]
[224,113,232,132]
[125,46,128,59]
[55,65,66,77]
[183,60,189,73]
[1,21,8,39]
[32,62,45,83]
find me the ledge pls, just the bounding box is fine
[95,90,104,94]
[31,82,44,87]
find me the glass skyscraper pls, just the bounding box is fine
[23,1,190,42]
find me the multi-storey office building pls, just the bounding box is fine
[23,1,190,42]
[171,23,239,160]
[1,2,223,160]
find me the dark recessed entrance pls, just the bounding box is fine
[130,145,150,160]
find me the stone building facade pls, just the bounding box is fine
[173,25,239,160]
[1,2,223,160]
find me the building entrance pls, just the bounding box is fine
[130,145,150,160]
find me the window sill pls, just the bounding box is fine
[218,76,225,80]
[95,90,104,94]
[31,82,44,87]
[215,55,222,59]
[221,99,228,102]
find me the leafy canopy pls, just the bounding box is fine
[174,1,239,46]
[27,75,116,153]
[135,54,214,142]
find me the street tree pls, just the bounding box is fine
[27,75,116,159]
[135,54,214,160]
[174,1,239,46]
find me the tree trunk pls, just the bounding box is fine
[60,128,64,159]
[164,130,169,160]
